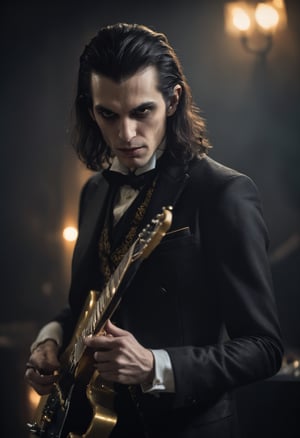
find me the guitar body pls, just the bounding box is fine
[28,207,173,438]
[28,291,117,438]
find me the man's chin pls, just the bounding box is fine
[121,157,148,171]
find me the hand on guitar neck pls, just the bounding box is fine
[84,319,155,386]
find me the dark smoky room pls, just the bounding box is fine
[1,0,299,437]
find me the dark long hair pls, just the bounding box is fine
[72,22,211,170]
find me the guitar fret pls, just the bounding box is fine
[74,336,84,365]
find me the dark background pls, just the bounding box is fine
[0,0,299,436]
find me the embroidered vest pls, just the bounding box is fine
[98,179,156,285]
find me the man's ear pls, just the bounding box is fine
[167,84,182,116]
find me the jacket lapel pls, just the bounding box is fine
[142,159,190,229]
[72,175,110,274]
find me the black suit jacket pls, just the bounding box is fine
[55,155,283,437]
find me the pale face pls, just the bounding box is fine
[90,66,181,171]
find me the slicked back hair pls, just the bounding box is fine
[72,22,211,170]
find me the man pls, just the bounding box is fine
[25,23,283,438]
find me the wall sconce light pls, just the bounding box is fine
[224,0,287,56]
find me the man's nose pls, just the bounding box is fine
[118,118,137,142]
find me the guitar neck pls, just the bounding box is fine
[71,243,135,368]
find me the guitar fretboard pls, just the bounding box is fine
[72,244,135,367]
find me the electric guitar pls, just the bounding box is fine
[27,206,173,438]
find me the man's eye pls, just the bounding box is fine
[134,107,151,118]
[99,109,116,119]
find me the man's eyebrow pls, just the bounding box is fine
[94,104,115,112]
[133,101,156,110]
[94,101,156,113]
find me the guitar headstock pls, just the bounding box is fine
[132,206,173,261]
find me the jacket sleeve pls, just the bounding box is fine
[166,174,283,409]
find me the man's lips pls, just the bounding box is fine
[118,145,145,155]
[118,145,144,151]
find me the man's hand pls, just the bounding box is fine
[84,320,154,386]
[25,339,60,395]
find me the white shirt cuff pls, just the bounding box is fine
[30,321,63,353]
[141,349,175,393]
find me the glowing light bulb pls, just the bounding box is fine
[232,7,251,32]
[255,3,279,31]
[63,226,78,242]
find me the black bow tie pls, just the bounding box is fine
[103,168,158,189]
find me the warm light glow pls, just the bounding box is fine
[224,1,288,55]
[27,386,41,413]
[232,7,251,31]
[63,226,78,242]
[224,3,254,35]
[272,0,285,8]
[255,3,280,30]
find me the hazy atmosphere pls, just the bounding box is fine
[1,1,299,436]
